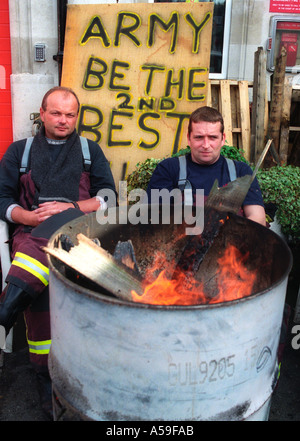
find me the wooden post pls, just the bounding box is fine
[206,80,212,107]
[279,76,293,165]
[220,80,233,146]
[238,81,251,161]
[266,46,287,167]
[251,47,267,163]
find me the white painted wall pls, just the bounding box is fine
[228,0,271,81]
[9,0,59,140]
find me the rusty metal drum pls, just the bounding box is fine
[47,211,292,421]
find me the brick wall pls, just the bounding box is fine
[0,0,13,158]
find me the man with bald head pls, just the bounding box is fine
[0,86,116,418]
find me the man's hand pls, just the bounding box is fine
[34,201,73,223]
[11,201,73,227]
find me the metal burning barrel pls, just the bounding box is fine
[47,210,292,421]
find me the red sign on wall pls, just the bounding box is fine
[270,0,300,13]
[0,0,13,159]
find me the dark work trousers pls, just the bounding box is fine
[5,209,84,373]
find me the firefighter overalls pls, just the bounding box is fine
[4,133,92,374]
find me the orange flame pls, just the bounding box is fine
[210,245,256,304]
[131,245,257,306]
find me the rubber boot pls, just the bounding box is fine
[36,371,53,420]
[0,284,33,335]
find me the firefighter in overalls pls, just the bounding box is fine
[0,86,117,418]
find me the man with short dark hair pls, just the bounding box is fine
[147,106,266,226]
[0,86,116,418]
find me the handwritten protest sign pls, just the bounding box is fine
[61,3,213,183]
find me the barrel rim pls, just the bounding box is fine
[47,210,293,311]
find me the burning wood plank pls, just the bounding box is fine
[44,234,143,302]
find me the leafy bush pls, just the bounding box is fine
[127,158,162,192]
[220,144,249,163]
[256,165,300,241]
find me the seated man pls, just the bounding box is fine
[0,86,117,418]
[146,106,266,226]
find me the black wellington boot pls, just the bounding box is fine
[0,284,33,335]
[36,371,53,420]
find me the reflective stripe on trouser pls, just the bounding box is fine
[11,251,49,287]
[7,234,49,297]
[28,338,51,355]
[24,301,51,372]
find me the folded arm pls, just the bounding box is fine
[10,198,104,227]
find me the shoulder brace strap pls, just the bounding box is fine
[178,155,187,191]
[20,137,34,173]
[225,157,237,181]
[178,155,193,206]
[80,136,91,172]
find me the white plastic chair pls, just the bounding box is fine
[0,219,13,352]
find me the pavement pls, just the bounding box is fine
[0,261,299,422]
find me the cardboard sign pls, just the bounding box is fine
[61,3,213,183]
